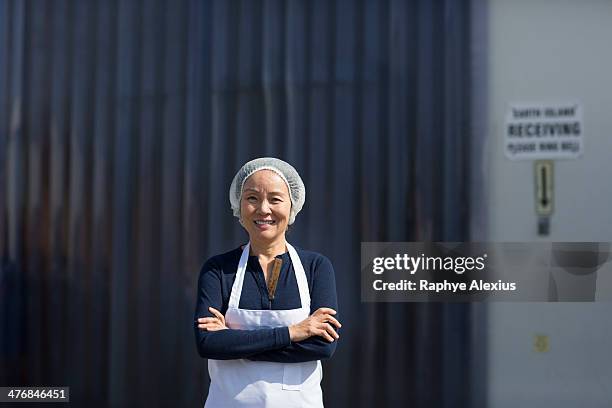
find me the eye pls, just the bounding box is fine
[246,196,257,202]
[270,197,283,203]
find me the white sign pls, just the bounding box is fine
[504,102,583,160]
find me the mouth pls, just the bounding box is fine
[254,220,276,225]
[253,219,276,230]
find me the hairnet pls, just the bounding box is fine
[229,157,306,225]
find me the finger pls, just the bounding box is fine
[199,323,224,330]
[323,323,339,340]
[199,320,222,327]
[313,307,336,316]
[313,314,341,329]
[198,317,221,324]
[318,328,334,342]
[324,315,342,329]
[208,307,225,322]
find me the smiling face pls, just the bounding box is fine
[240,170,292,245]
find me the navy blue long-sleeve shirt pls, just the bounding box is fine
[194,244,339,363]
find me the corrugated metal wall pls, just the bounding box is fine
[0,0,473,407]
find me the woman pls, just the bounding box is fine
[194,157,341,408]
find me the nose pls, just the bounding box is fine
[257,199,271,214]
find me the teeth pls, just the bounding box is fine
[255,220,275,225]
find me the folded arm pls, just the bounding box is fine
[247,333,338,363]
[193,259,291,360]
[248,255,340,363]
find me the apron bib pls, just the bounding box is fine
[204,242,324,408]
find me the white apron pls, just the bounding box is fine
[205,242,324,408]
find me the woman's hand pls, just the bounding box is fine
[197,307,228,331]
[288,307,341,343]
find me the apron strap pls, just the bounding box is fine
[228,243,250,309]
[287,243,311,311]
